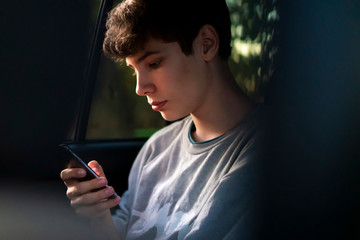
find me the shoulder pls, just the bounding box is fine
[229,103,266,150]
[224,104,267,174]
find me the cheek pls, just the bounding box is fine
[170,59,199,88]
[160,55,204,100]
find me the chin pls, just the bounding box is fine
[160,111,189,122]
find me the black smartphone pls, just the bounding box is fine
[59,143,118,199]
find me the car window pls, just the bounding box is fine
[86,53,167,139]
[83,0,278,140]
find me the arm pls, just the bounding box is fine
[60,160,122,239]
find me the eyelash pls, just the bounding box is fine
[149,60,161,69]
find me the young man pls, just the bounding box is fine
[61,0,264,239]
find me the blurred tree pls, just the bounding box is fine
[226,0,279,101]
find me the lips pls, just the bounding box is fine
[150,101,167,111]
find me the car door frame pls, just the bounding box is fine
[61,0,146,194]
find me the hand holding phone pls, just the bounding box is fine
[59,144,118,199]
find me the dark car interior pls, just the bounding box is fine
[1,0,360,239]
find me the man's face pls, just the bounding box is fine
[125,38,209,121]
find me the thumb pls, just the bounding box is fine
[88,160,106,177]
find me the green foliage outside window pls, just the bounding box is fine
[227,0,279,101]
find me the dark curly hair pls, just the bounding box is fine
[103,0,232,61]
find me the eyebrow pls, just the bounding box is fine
[136,50,161,64]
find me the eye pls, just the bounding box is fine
[149,59,162,69]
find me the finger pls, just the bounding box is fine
[71,186,116,207]
[74,196,121,218]
[60,168,86,182]
[88,160,105,177]
[67,177,108,199]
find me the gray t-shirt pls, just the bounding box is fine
[113,106,264,240]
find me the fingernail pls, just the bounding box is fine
[78,169,85,176]
[105,187,113,195]
[113,196,121,203]
[98,178,106,185]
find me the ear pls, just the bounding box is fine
[198,24,219,62]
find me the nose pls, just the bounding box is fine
[135,72,156,96]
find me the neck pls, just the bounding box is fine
[190,64,256,142]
